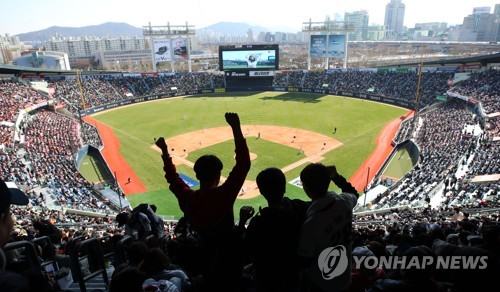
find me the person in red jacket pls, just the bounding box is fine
[156,112,251,290]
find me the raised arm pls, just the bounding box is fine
[327,165,359,198]
[219,112,250,202]
[156,137,191,211]
[155,137,170,157]
[225,112,244,142]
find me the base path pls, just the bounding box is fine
[83,116,147,194]
[349,111,414,191]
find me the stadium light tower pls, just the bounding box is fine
[142,22,196,73]
[302,19,355,69]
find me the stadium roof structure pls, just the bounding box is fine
[0,64,121,76]
[393,52,500,67]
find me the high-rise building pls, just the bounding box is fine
[414,22,448,32]
[344,10,369,41]
[44,36,146,64]
[0,34,26,64]
[247,29,254,42]
[367,26,386,41]
[384,0,406,38]
[495,4,500,41]
[459,7,499,42]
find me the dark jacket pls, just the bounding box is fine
[245,197,310,292]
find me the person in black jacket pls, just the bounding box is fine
[0,178,30,291]
[33,218,62,245]
[245,167,310,292]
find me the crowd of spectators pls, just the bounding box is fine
[368,69,499,212]
[450,70,500,116]
[352,207,500,291]
[373,100,477,208]
[392,117,414,144]
[21,111,111,212]
[1,68,500,291]
[2,70,499,215]
[48,73,226,116]
[81,121,104,149]
[274,70,453,106]
[49,78,124,111]
[448,70,500,179]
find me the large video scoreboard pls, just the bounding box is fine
[219,44,279,71]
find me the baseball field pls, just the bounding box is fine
[82,91,409,219]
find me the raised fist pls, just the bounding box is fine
[155,137,168,153]
[225,112,240,128]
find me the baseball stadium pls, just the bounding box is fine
[1,40,499,291]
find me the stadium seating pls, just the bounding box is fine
[2,68,499,291]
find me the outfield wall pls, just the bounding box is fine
[79,87,414,116]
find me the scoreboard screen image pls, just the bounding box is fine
[219,45,279,70]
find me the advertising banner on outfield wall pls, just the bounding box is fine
[81,86,415,117]
[153,38,172,63]
[81,89,213,116]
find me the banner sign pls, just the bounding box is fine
[327,35,345,58]
[179,174,199,188]
[172,38,189,61]
[25,99,55,113]
[153,38,172,63]
[310,35,327,58]
[437,67,457,72]
[225,71,249,77]
[21,74,44,79]
[457,65,482,70]
[249,71,275,77]
[141,72,158,77]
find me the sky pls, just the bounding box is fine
[1,0,499,35]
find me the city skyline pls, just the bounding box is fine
[1,0,499,35]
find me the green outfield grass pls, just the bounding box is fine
[381,147,414,180]
[91,92,408,219]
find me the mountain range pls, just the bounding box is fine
[15,22,296,42]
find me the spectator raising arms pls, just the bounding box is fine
[298,164,360,292]
[156,112,251,291]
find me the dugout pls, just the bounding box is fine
[75,145,130,209]
[376,139,420,186]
